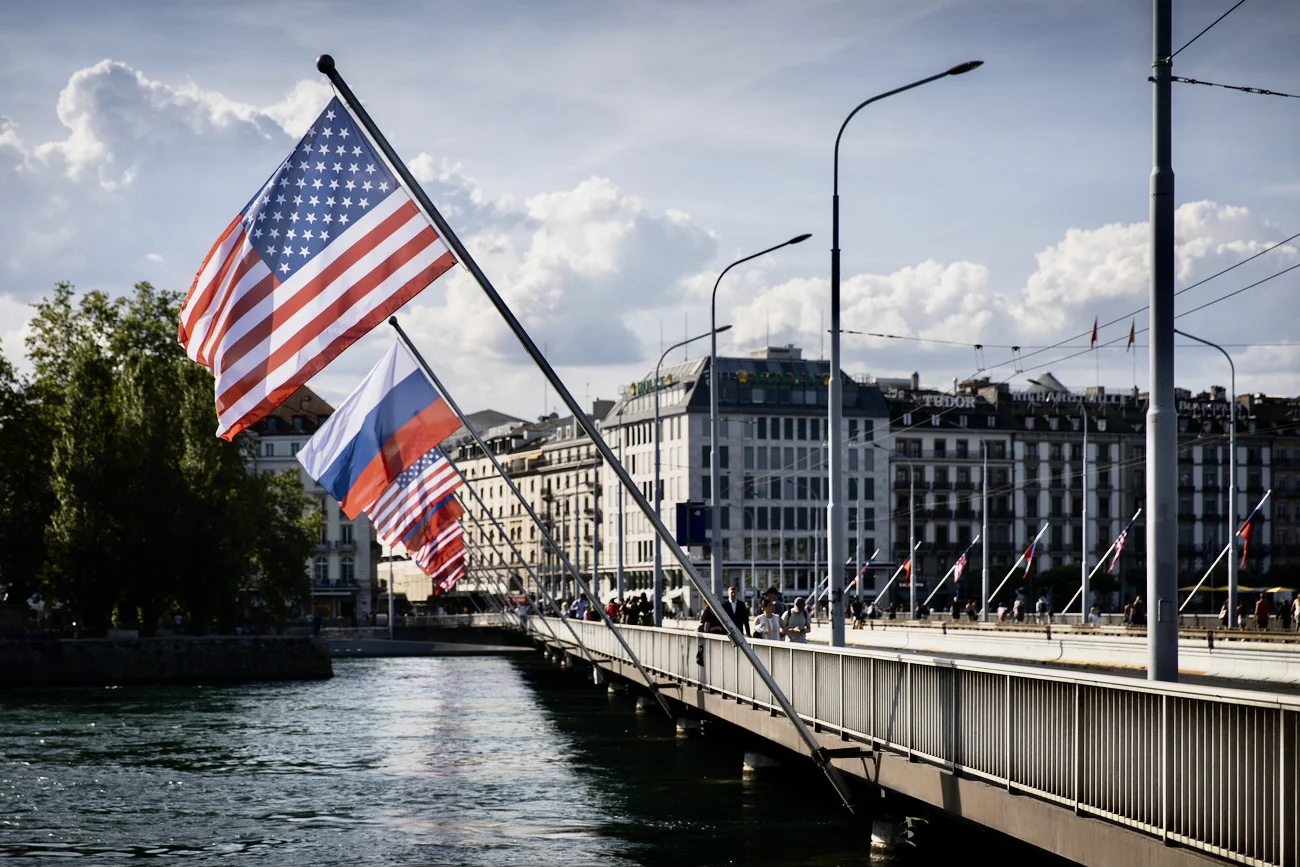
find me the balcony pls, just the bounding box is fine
[333,540,356,551]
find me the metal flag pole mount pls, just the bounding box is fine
[317,55,854,810]
[986,523,1050,610]
[389,323,673,720]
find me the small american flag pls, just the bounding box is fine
[415,523,464,575]
[1108,528,1127,574]
[368,448,460,547]
[953,552,968,582]
[179,97,455,439]
[438,561,467,593]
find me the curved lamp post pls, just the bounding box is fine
[654,325,732,625]
[828,60,982,646]
[710,235,811,599]
[1176,328,1237,627]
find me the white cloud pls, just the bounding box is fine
[14,60,325,190]
[1013,201,1297,336]
[144,252,164,263]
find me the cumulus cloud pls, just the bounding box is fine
[1013,201,1296,336]
[397,174,718,369]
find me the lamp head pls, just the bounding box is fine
[316,54,336,75]
[715,324,734,335]
[946,60,984,76]
[788,233,812,245]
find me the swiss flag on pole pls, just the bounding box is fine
[1238,517,1253,568]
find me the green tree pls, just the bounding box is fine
[27,281,319,633]
[0,348,54,609]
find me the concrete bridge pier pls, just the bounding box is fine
[675,717,701,736]
[634,695,655,713]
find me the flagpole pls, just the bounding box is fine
[1063,508,1141,615]
[387,557,395,640]
[844,550,880,597]
[389,325,673,719]
[987,522,1050,610]
[322,57,855,812]
[1180,490,1271,613]
[872,541,923,607]
[923,535,980,607]
[455,489,601,670]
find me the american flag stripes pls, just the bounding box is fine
[953,552,968,582]
[369,448,461,546]
[1108,527,1127,574]
[179,97,456,440]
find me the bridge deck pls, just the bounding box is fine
[520,615,1298,867]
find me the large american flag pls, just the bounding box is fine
[368,448,461,547]
[438,561,467,593]
[953,552,968,582]
[179,97,456,440]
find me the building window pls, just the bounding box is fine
[314,557,328,584]
[784,418,794,440]
[340,556,355,584]
[933,439,946,458]
[956,439,969,459]
[262,441,275,457]
[340,523,354,544]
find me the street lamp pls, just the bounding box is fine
[828,60,982,647]
[656,324,732,626]
[1175,328,1237,627]
[710,235,811,599]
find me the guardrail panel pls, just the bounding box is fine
[524,618,1294,867]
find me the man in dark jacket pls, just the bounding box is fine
[722,585,751,636]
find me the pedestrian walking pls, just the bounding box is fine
[753,600,782,641]
[781,596,811,643]
[723,585,751,637]
[1255,594,1272,631]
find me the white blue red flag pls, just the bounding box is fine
[1021,537,1038,580]
[953,552,968,582]
[368,448,461,547]
[179,97,456,439]
[297,342,459,519]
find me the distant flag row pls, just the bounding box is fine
[1088,315,1138,352]
[178,95,470,583]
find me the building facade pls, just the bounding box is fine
[248,387,378,624]
[600,345,891,613]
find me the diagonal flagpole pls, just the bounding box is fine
[1179,490,1271,611]
[390,331,674,720]
[1063,508,1141,614]
[923,534,980,608]
[872,541,923,607]
[843,549,880,597]
[454,489,596,665]
[318,57,855,809]
[986,522,1050,610]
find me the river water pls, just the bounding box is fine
[0,655,1063,865]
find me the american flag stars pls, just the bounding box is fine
[238,99,399,282]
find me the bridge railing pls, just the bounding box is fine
[526,617,1298,867]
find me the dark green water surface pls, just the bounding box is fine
[0,655,1062,865]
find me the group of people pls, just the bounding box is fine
[560,593,657,626]
[1218,594,1300,631]
[696,586,813,643]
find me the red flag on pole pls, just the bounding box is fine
[1238,517,1253,568]
[1090,317,1098,349]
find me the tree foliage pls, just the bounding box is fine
[0,281,319,633]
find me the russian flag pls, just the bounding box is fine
[298,341,459,519]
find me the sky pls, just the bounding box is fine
[3,0,1300,422]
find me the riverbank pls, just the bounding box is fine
[0,635,332,687]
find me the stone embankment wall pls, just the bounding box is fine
[0,635,333,687]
